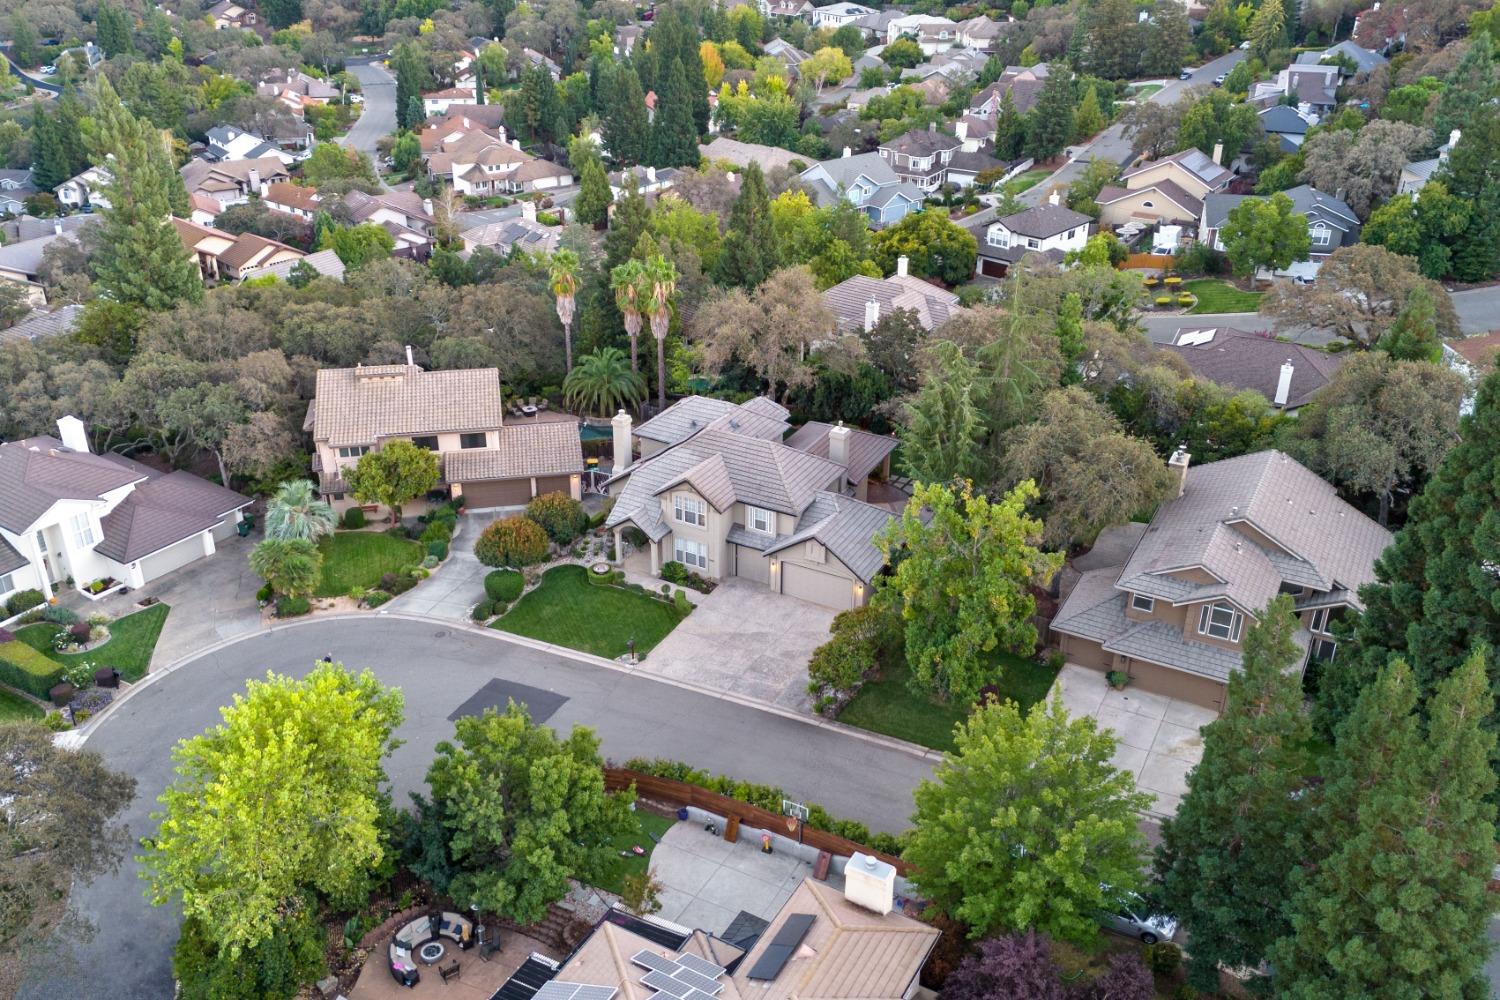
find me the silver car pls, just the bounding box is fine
[1099,890,1179,945]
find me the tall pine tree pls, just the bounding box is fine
[1155,595,1310,993]
[1024,68,1075,162]
[1436,109,1500,283]
[993,89,1026,161]
[601,61,650,166]
[96,1,135,57]
[714,161,776,288]
[393,43,427,131]
[648,57,700,169]
[604,179,650,272]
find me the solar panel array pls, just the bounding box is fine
[631,949,727,1000]
[533,981,618,1000]
[746,914,816,982]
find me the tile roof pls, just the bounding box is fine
[0,304,83,346]
[311,365,506,447]
[822,274,961,332]
[264,181,320,213]
[94,470,250,563]
[180,156,289,193]
[632,396,789,446]
[442,422,583,481]
[217,231,301,270]
[782,421,898,487]
[257,248,346,283]
[1164,328,1346,409]
[762,491,896,582]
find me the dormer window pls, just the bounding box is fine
[1198,602,1243,642]
[1131,593,1155,613]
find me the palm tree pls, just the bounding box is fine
[563,348,647,416]
[642,254,678,413]
[265,479,337,542]
[548,248,581,373]
[610,258,646,374]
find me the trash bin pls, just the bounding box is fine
[237,518,252,538]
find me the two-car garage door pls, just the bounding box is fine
[459,475,574,510]
[780,563,856,611]
[139,533,207,582]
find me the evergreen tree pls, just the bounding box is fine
[648,58,701,169]
[1053,292,1084,382]
[1248,0,1287,62]
[1072,86,1105,142]
[1142,1,1192,75]
[1433,41,1496,143]
[1025,69,1075,162]
[574,154,612,226]
[1272,653,1496,998]
[30,109,65,191]
[96,1,135,57]
[1375,286,1442,362]
[516,65,560,143]
[993,89,1026,161]
[1155,595,1310,993]
[1436,110,1500,283]
[714,161,776,288]
[900,340,983,484]
[261,0,304,30]
[601,62,650,166]
[651,9,711,136]
[9,14,38,67]
[393,43,427,131]
[604,179,650,272]
[1086,0,1141,79]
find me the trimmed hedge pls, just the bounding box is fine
[474,516,549,567]
[484,569,524,603]
[342,507,366,529]
[472,600,493,621]
[0,640,65,698]
[276,596,311,617]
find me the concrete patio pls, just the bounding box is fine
[1050,663,1217,817]
[648,820,828,935]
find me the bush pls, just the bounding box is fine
[421,554,440,569]
[68,622,91,644]
[43,711,72,732]
[474,516,550,567]
[420,519,452,545]
[661,561,688,584]
[342,507,366,529]
[806,603,903,710]
[472,600,494,621]
[0,640,64,698]
[410,566,429,580]
[256,583,273,603]
[379,571,417,595]
[1173,241,1224,276]
[491,599,508,616]
[276,596,311,617]
[672,590,691,614]
[427,539,449,561]
[484,569,524,602]
[364,589,392,607]
[526,492,589,545]
[43,605,78,626]
[1177,294,1193,306]
[1154,295,1172,306]
[5,588,44,615]
[1144,942,1181,976]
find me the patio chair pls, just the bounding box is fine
[537,399,549,411]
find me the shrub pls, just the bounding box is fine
[806,603,902,710]
[409,567,429,580]
[61,659,97,688]
[68,622,91,644]
[1046,649,1065,672]
[0,640,66,698]
[348,586,368,602]
[661,561,688,584]
[68,686,113,717]
[672,590,691,614]
[941,931,1062,1000]
[420,519,453,545]
[364,589,392,607]
[526,492,588,545]
[472,600,494,621]
[1177,294,1193,306]
[6,588,44,615]
[1163,275,1182,286]
[256,583,273,603]
[1144,942,1181,976]
[276,596,311,617]
[421,554,440,569]
[1154,295,1172,306]
[474,516,550,567]
[484,569,524,602]
[379,571,417,596]
[43,711,72,732]
[427,539,449,561]
[342,506,366,529]
[491,599,509,616]
[43,605,78,626]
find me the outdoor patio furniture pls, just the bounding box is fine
[537,399,549,411]
[440,960,462,984]
[390,911,470,988]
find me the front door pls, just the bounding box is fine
[34,529,60,585]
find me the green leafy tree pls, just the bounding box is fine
[875,480,1062,702]
[883,37,923,69]
[649,58,701,168]
[1025,69,1075,162]
[1177,89,1263,162]
[390,131,421,174]
[1065,158,1120,218]
[9,13,38,66]
[265,479,337,542]
[1248,0,1287,61]
[261,0,304,29]
[473,515,550,567]
[714,160,777,288]
[143,664,404,956]
[248,537,323,598]
[906,695,1151,944]
[1361,180,1470,279]
[563,347,647,415]
[174,907,325,1000]
[1155,595,1310,992]
[574,154,613,226]
[344,439,440,523]
[323,223,397,269]
[302,144,379,186]
[425,702,636,923]
[1375,285,1443,362]
[1219,192,1311,278]
[802,46,852,93]
[872,208,977,286]
[899,340,984,484]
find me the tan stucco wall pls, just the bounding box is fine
[1100,188,1199,226]
[657,486,729,579]
[1127,162,1213,200]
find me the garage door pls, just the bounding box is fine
[735,545,769,584]
[781,563,856,610]
[461,478,532,509]
[139,534,206,582]
[980,258,1008,278]
[535,475,572,497]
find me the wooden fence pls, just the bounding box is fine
[604,767,912,875]
[1120,252,1176,270]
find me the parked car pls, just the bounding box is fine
[1213,73,1227,86]
[1179,69,1193,80]
[1099,888,1179,945]
[1240,40,1252,50]
[39,64,57,75]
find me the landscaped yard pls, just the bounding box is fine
[593,810,677,895]
[1127,82,1164,99]
[0,685,43,722]
[838,652,1062,752]
[492,565,686,659]
[314,531,423,597]
[1183,278,1264,314]
[1002,168,1052,195]
[16,603,171,683]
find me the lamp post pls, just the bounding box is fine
[471,902,484,956]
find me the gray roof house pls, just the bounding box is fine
[799,151,925,227]
[971,199,1091,277]
[1295,40,1388,76]
[1164,326,1346,410]
[1052,449,1392,711]
[1399,129,1460,197]
[1199,185,1359,272]
[604,397,901,610]
[822,259,962,332]
[1258,105,1313,154]
[0,304,84,346]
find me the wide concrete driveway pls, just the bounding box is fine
[387,512,501,620]
[640,578,835,714]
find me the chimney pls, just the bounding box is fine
[248,167,261,193]
[955,119,967,141]
[56,415,90,454]
[844,853,895,915]
[1048,189,1060,206]
[611,409,633,474]
[1211,142,1223,166]
[1168,446,1191,498]
[896,255,909,277]
[405,344,416,369]
[521,199,536,221]
[828,421,851,467]
[841,145,852,158]
[1274,359,1294,408]
[646,165,657,182]
[862,297,880,332]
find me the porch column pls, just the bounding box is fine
[27,533,51,601]
[202,530,216,557]
[613,526,623,565]
[649,540,659,577]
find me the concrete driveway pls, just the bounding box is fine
[639,578,835,714]
[1051,663,1215,817]
[387,512,500,620]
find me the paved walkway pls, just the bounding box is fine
[1051,663,1215,817]
[650,822,825,935]
[388,512,500,620]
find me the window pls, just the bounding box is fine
[337,446,369,459]
[460,432,487,449]
[0,572,12,596]
[1066,227,1079,239]
[1310,222,1331,247]
[747,506,773,534]
[674,538,708,570]
[673,493,706,527]
[1312,638,1337,663]
[411,435,439,451]
[34,530,46,554]
[1198,602,1243,642]
[1026,237,1041,249]
[70,513,95,550]
[1130,593,1155,613]
[1142,200,1155,208]
[1310,607,1338,634]
[988,228,1010,248]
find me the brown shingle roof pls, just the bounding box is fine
[311,365,506,447]
[442,422,582,482]
[95,471,250,563]
[218,232,301,270]
[0,437,147,533]
[1165,329,1345,409]
[264,181,320,213]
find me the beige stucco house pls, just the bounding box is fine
[604,396,901,610]
[305,355,583,515]
[1097,147,1234,228]
[1051,449,1392,711]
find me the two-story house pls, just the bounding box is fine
[257,69,338,116]
[1198,185,1359,276]
[55,165,112,210]
[1051,449,1392,711]
[971,199,1091,277]
[180,156,290,210]
[884,14,959,53]
[341,190,435,260]
[0,416,250,607]
[809,1,876,28]
[957,14,1006,51]
[799,151,926,227]
[878,127,964,191]
[1258,105,1314,154]
[305,356,584,514]
[604,397,900,610]
[1097,147,1233,228]
[205,125,303,166]
[431,132,573,195]
[422,86,478,117]
[822,256,963,332]
[968,64,1049,117]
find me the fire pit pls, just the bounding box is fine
[417,940,446,965]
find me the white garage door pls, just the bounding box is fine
[735,545,770,584]
[138,534,206,582]
[781,563,856,610]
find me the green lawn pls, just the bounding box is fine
[838,652,1062,752]
[492,565,686,659]
[1183,278,1264,314]
[1127,82,1164,99]
[0,686,43,722]
[315,531,423,597]
[593,810,677,895]
[1003,168,1052,194]
[15,603,170,683]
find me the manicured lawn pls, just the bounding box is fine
[1003,168,1052,194]
[492,565,686,659]
[1127,82,1164,99]
[16,603,171,682]
[315,530,423,597]
[838,652,1062,753]
[0,686,43,722]
[1183,278,1264,314]
[593,810,677,895]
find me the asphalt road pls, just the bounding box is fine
[19,617,936,1000]
[342,59,397,157]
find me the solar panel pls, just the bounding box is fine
[576,988,617,1000]
[632,952,680,975]
[535,983,618,1000]
[746,914,816,981]
[669,969,723,995]
[676,955,726,979]
[642,972,693,998]
[683,989,719,1000]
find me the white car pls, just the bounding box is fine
[1099,889,1179,945]
[1240,40,1252,50]
[39,64,57,75]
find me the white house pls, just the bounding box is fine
[971,197,1092,278]
[0,417,250,607]
[205,125,301,167]
[884,14,959,54]
[810,2,876,28]
[422,87,478,117]
[54,166,112,210]
[1399,129,1460,197]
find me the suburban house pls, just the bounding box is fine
[1258,105,1314,154]
[613,24,643,57]
[823,257,962,332]
[883,14,959,53]
[180,156,290,209]
[0,303,83,347]
[1399,128,1460,197]
[1051,449,1392,710]
[208,0,256,29]
[1164,327,1345,410]
[0,169,37,215]
[1250,64,1339,115]
[810,2,876,28]
[519,47,563,80]
[700,137,802,173]
[262,180,322,220]
[915,47,989,83]
[968,64,1049,117]
[1294,39,1388,76]
[205,125,307,166]
[0,220,90,306]
[762,0,812,17]
[799,151,925,226]
[461,211,562,257]
[54,165,112,210]
[0,416,250,605]
[341,189,435,259]
[609,164,678,199]
[605,397,900,610]
[425,128,573,195]
[971,199,1091,277]
[1198,185,1359,273]
[763,38,812,76]
[305,358,584,513]
[171,217,307,282]
[422,86,478,116]
[957,14,1007,50]
[878,127,964,191]
[256,248,346,284]
[495,860,936,1000]
[1097,147,1233,228]
[257,69,338,115]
